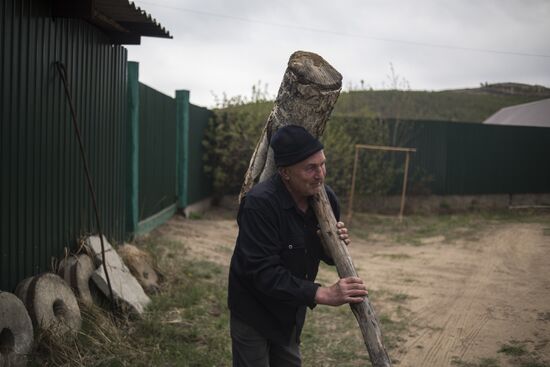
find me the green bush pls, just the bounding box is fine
[203,90,430,200]
[323,116,409,197]
[203,95,272,199]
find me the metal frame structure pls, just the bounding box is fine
[347,144,417,223]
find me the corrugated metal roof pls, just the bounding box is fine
[53,0,172,44]
[483,98,550,128]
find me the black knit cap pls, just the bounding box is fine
[270,125,324,167]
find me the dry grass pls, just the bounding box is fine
[30,302,145,366]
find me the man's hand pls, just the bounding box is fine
[314,277,368,306]
[336,221,350,246]
[318,221,351,246]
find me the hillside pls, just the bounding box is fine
[218,83,550,123]
[332,83,550,122]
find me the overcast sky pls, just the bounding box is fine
[126,0,550,108]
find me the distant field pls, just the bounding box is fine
[333,88,547,122]
[215,83,550,123]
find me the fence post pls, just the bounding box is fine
[126,61,140,238]
[176,90,190,210]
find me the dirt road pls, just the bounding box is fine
[157,212,550,366]
[361,222,550,366]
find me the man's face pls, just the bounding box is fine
[282,150,327,198]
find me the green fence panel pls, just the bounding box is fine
[137,83,177,221]
[374,119,550,195]
[187,104,214,205]
[334,118,550,197]
[443,122,550,195]
[176,90,190,209]
[1,0,127,292]
[126,62,140,236]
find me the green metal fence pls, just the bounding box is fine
[125,64,214,236]
[138,83,177,221]
[1,0,127,292]
[340,118,550,196]
[188,104,214,205]
[401,120,550,195]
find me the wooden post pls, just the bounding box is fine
[346,145,360,225]
[399,151,411,222]
[347,145,416,222]
[240,51,392,367]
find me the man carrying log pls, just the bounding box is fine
[228,125,368,367]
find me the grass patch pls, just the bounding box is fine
[388,292,410,303]
[350,211,550,246]
[378,313,407,348]
[495,341,550,367]
[31,237,409,366]
[520,362,550,367]
[301,305,371,366]
[301,299,408,366]
[30,239,232,366]
[351,212,483,245]
[287,270,409,365]
[498,343,528,356]
[30,303,146,366]
[373,253,412,260]
[188,212,203,220]
[451,357,500,367]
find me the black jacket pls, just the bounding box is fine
[228,174,340,345]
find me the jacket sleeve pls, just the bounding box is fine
[236,196,319,308]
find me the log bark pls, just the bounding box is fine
[239,51,342,201]
[312,189,392,366]
[239,51,392,366]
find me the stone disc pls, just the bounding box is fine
[58,256,78,285]
[0,291,33,367]
[14,277,33,304]
[25,273,82,335]
[70,254,95,305]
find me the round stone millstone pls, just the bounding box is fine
[59,254,96,305]
[20,273,82,336]
[118,244,160,294]
[58,256,75,282]
[0,291,34,367]
[14,277,33,304]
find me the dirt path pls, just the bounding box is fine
[354,222,550,366]
[156,214,550,366]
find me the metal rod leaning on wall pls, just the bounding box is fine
[55,62,116,311]
[346,144,417,225]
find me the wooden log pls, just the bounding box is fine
[240,51,392,366]
[239,50,342,201]
[312,189,392,366]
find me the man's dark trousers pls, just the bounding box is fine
[231,315,301,367]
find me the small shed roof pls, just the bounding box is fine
[483,98,550,128]
[53,0,172,44]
